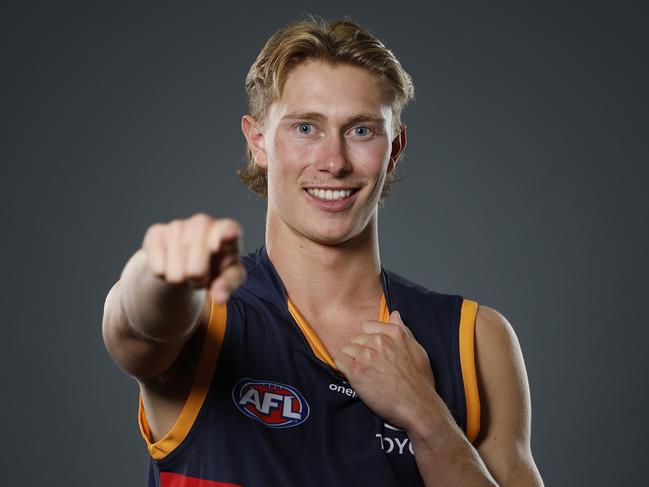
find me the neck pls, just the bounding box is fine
[265,212,383,316]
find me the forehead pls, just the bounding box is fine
[269,60,391,121]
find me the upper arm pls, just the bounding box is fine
[473,305,544,487]
[101,279,212,380]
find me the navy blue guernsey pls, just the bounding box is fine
[138,245,481,487]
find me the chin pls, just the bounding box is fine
[303,231,346,246]
[302,224,362,247]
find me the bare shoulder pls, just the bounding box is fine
[475,305,519,351]
[473,305,544,486]
[474,304,529,442]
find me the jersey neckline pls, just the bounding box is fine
[257,245,392,371]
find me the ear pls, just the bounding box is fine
[387,125,407,173]
[241,115,268,168]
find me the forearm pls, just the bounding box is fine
[407,403,498,487]
[119,248,205,343]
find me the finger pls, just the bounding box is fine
[361,320,395,335]
[220,262,247,292]
[210,280,228,304]
[361,318,412,341]
[339,343,375,363]
[335,345,376,375]
[333,350,355,378]
[389,310,403,325]
[206,219,243,254]
[209,246,240,277]
[185,217,211,287]
[142,224,167,277]
[349,334,371,346]
[209,262,247,303]
[390,311,415,340]
[165,220,186,283]
[350,333,388,352]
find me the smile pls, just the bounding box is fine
[305,188,356,201]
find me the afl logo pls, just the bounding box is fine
[232,378,310,428]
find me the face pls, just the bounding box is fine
[242,59,406,245]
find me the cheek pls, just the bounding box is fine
[270,133,308,169]
[267,135,307,197]
[350,142,391,173]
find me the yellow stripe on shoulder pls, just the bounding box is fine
[459,298,481,443]
[138,297,228,460]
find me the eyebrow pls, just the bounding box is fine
[281,111,386,126]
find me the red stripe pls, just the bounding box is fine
[160,472,242,487]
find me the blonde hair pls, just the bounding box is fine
[239,16,415,204]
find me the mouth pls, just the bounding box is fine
[304,188,360,201]
[302,187,361,212]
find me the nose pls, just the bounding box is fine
[314,134,352,177]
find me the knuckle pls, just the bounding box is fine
[145,257,163,276]
[191,212,211,222]
[146,222,164,235]
[190,212,211,229]
[168,219,183,235]
[185,264,207,279]
[385,325,401,338]
[165,270,185,283]
[187,249,208,269]
[220,217,238,227]
[220,218,242,233]
[143,223,163,244]
[363,348,376,361]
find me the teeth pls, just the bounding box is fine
[306,188,353,200]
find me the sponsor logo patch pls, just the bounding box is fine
[328,382,358,398]
[232,378,310,428]
[376,422,414,455]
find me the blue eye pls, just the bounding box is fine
[354,126,371,137]
[297,123,312,135]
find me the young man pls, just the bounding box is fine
[103,18,543,486]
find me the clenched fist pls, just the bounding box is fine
[141,213,246,303]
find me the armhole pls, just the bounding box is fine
[459,298,480,443]
[137,296,228,460]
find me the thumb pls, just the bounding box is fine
[389,310,404,325]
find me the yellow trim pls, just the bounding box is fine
[378,294,390,323]
[138,297,228,460]
[286,293,390,370]
[286,298,336,368]
[459,298,481,443]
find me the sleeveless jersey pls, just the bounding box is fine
[138,245,481,486]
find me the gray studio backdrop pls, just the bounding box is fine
[3,2,648,486]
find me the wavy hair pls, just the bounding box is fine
[239,16,415,205]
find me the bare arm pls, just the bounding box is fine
[102,214,246,441]
[472,306,544,486]
[101,248,209,380]
[334,311,497,486]
[333,307,543,486]
[408,306,543,486]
